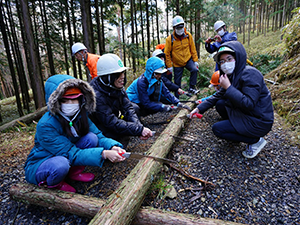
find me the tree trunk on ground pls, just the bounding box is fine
[89,99,197,225]
[0,106,47,132]
[9,183,244,225]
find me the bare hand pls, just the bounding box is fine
[205,37,212,44]
[219,74,231,89]
[104,147,126,163]
[215,35,222,42]
[139,127,152,140]
[177,88,185,95]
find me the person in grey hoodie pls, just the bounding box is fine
[189,41,274,158]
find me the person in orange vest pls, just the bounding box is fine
[164,16,199,97]
[71,43,100,80]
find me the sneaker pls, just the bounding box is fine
[242,137,267,158]
[188,88,199,95]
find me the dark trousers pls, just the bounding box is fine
[173,58,198,90]
[212,99,259,144]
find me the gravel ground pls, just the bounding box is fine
[1,108,300,224]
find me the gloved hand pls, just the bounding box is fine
[167,67,173,73]
[177,102,191,111]
[188,108,200,119]
[195,100,202,104]
[194,62,199,70]
[162,104,172,112]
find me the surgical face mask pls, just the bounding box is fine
[175,28,184,36]
[220,61,235,75]
[61,103,80,117]
[218,29,225,37]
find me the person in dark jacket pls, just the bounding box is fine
[189,41,274,158]
[24,75,126,193]
[89,54,153,141]
[205,20,237,71]
[126,57,190,116]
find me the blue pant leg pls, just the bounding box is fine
[215,99,229,120]
[185,58,198,88]
[212,120,259,144]
[173,66,184,97]
[35,156,70,186]
[75,132,98,148]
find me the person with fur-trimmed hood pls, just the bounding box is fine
[24,74,126,193]
[126,57,190,116]
[89,54,153,141]
[189,41,274,159]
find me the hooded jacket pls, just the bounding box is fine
[89,76,143,138]
[197,41,274,137]
[86,53,101,79]
[24,74,122,185]
[164,28,198,68]
[126,57,179,112]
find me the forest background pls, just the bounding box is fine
[0,0,299,143]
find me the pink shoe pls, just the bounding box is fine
[68,166,95,182]
[47,181,76,193]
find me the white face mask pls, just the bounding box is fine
[61,103,80,117]
[175,28,184,36]
[218,29,225,37]
[221,61,235,75]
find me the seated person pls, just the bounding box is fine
[189,41,274,159]
[126,57,190,116]
[89,54,153,141]
[24,75,125,193]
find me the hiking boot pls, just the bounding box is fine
[242,137,267,158]
[188,88,199,95]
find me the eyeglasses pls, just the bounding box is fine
[218,56,234,65]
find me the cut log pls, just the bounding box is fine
[10,183,244,225]
[89,98,197,225]
[0,106,47,132]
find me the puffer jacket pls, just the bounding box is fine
[89,77,143,138]
[164,28,198,68]
[24,74,122,185]
[197,41,274,138]
[126,57,179,112]
[86,53,101,79]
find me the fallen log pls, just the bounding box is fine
[0,106,47,132]
[10,183,244,225]
[89,98,197,225]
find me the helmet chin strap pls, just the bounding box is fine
[78,50,87,62]
[99,75,122,90]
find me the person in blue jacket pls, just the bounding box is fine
[126,57,190,116]
[205,20,237,71]
[24,75,126,193]
[189,41,274,159]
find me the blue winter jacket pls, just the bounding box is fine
[24,74,122,185]
[205,31,237,70]
[126,57,179,112]
[198,41,274,138]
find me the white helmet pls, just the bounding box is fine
[97,53,128,76]
[152,49,165,58]
[214,20,226,31]
[172,15,184,27]
[72,43,87,56]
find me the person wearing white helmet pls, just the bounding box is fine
[152,49,185,96]
[71,42,101,80]
[164,15,199,96]
[205,20,237,71]
[89,54,153,143]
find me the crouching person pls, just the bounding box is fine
[126,57,190,117]
[189,41,274,158]
[24,75,126,193]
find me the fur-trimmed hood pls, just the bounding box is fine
[45,74,96,115]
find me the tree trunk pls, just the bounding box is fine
[0,106,47,132]
[139,0,145,57]
[146,0,150,58]
[155,0,160,44]
[100,0,105,53]
[130,0,136,72]
[0,1,23,116]
[166,0,169,35]
[89,100,197,225]
[9,183,244,225]
[247,0,252,46]
[19,0,45,109]
[60,1,69,75]
[120,1,126,66]
[95,0,103,55]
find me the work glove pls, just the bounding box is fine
[195,100,202,104]
[177,102,191,111]
[194,62,199,70]
[162,104,172,112]
[167,67,173,74]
